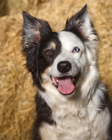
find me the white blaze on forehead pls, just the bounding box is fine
[58,31,84,51]
[49,31,85,78]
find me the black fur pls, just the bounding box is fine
[65,4,98,42]
[98,85,112,139]
[37,33,62,73]
[108,119,112,140]
[33,94,55,140]
[22,11,52,91]
[65,4,88,40]
[108,99,112,139]
[99,88,110,110]
[22,12,61,91]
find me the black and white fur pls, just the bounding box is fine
[22,4,112,140]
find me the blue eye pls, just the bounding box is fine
[72,47,80,53]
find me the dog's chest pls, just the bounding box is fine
[53,106,92,140]
[39,102,109,140]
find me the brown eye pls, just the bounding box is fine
[45,49,54,57]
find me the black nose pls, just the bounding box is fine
[57,61,71,73]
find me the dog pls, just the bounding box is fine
[22,4,112,140]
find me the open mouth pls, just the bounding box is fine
[51,73,80,95]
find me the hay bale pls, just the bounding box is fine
[0,15,36,140]
[0,0,42,17]
[0,0,112,139]
[7,0,39,15]
[0,0,8,16]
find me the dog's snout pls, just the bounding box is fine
[57,61,71,73]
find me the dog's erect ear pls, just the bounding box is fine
[22,11,52,46]
[22,11,52,73]
[66,4,99,59]
[22,12,52,91]
[66,4,97,41]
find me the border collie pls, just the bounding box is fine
[22,4,112,140]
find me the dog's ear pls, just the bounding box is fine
[22,12,52,91]
[66,4,99,58]
[22,11,52,46]
[66,4,98,42]
[22,11,52,72]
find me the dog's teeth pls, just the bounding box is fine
[56,79,58,83]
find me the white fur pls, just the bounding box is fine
[39,31,111,140]
[50,31,87,78]
[39,84,110,140]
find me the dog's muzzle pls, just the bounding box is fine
[51,61,80,95]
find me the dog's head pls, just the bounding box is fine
[22,5,98,97]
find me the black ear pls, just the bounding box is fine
[66,4,98,53]
[22,12,52,91]
[66,4,98,41]
[22,11,52,72]
[22,11,52,46]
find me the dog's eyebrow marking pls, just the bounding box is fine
[46,42,56,50]
[50,42,56,50]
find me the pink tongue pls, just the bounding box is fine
[58,78,75,95]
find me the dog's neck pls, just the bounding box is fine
[76,65,99,100]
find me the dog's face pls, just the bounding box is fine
[46,31,86,95]
[22,4,98,97]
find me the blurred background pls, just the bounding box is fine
[0,0,112,139]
